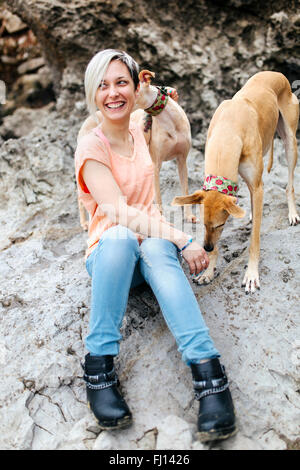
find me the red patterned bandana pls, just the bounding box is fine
[203,175,239,196]
[143,87,174,132]
[144,87,170,116]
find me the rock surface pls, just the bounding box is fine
[5,0,300,132]
[0,0,299,451]
[0,110,299,450]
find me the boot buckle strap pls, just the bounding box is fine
[194,381,229,400]
[84,377,118,390]
[80,361,116,382]
[193,375,228,390]
[193,375,229,401]
[83,368,118,390]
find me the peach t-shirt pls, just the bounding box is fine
[75,123,165,258]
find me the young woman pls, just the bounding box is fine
[75,49,236,442]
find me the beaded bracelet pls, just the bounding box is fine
[178,237,193,254]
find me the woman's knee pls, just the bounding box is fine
[140,238,178,267]
[91,225,140,270]
[102,224,138,244]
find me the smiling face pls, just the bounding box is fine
[95,59,139,123]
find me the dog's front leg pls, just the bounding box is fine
[193,246,219,285]
[176,156,197,223]
[242,183,263,293]
[79,200,89,231]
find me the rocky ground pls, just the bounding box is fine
[0,0,299,452]
[0,102,299,450]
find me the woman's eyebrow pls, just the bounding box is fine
[101,76,128,83]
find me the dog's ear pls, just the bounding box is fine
[224,196,246,218]
[139,70,155,85]
[172,190,205,206]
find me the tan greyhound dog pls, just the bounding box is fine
[77,69,196,227]
[172,71,299,294]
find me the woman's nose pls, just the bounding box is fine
[108,85,119,98]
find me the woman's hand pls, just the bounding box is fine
[181,241,210,276]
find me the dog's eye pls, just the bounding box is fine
[215,223,225,229]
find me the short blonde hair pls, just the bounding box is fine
[84,49,139,123]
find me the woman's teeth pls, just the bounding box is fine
[107,102,124,109]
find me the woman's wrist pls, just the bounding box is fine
[174,233,193,251]
[177,237,193,253]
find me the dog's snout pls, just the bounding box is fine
[204,244,214,252]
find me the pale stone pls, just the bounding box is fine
[17,57,45,75]
[93,431,118,450]
[257,431,287,451]
[0,392,35,450]
[156,415,193,450]
[191,440,206,450]
[137,429,157,450]
[220,435,262,451]
[0,9,27,33]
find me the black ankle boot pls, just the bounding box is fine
[191,358,237,442]
[83,353,132,429]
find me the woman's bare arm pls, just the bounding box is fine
[83,160,210,274]
[82,159,191,248]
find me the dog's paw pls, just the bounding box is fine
[289,212,300,226]
[185,214,198,224]
[193,270,215,285]
[242,270,260,294]
[81,222,89,231]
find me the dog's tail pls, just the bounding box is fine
[267,138,274,173]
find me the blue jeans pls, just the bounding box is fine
[85,225,220,365]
